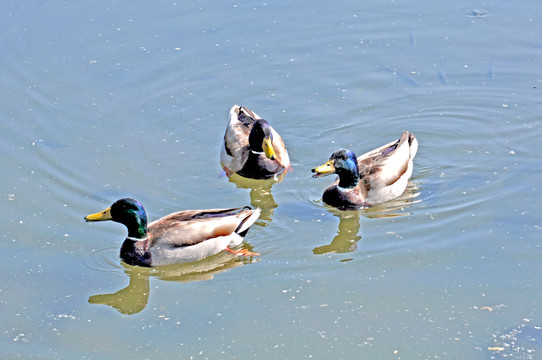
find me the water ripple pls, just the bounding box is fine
[82,247,124,273]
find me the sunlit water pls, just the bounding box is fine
[2,0,542,359]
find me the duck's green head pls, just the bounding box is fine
[249,119,277,161]
[85,198,148,239]
[312,149,359,188]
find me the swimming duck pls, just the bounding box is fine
[221,105,292,179]
[84,198,261,267]
[311,131,418,210]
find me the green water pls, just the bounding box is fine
[2,0,542,359]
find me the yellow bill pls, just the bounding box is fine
[311,160,336,178]
[85,207,113,222]
[262,138,277,161]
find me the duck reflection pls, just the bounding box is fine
[365,181,421,218]
[226,172,286,222]
[313,182,420,255]
[313,211,361,255]
[88,251,256,315]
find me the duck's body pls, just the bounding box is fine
[85,199,261,267]
[312,131,418,210]
[221,105,291,179]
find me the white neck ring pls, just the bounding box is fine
[126,235,150,242]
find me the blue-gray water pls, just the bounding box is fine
[2,0,542,359]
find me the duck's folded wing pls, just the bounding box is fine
[356,138,401,167]
[359,132,412,188]
[148,208,255,247]
[270,127,291,171]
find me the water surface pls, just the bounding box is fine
[2,0,542,359]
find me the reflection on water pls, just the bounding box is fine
[4,0,542,357]
[313,182,420,255]
[313,211,361,255]
[88,252,256,315]
[88,265,150,315]
[83,247,125,273]
[364,182,421,218]
[225,172,286,222]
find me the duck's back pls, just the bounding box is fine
[360,131,417,204]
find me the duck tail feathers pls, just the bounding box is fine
[235,208,261,237]
[407,132,418,159]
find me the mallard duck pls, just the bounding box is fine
[84,198,261,267]
[311,131,418,210]
[221,105,292,179]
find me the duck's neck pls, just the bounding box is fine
[249,138,264,153]
[248,121,267,153]
[336,167,359,189]
[125,219,148,241]
[126,233,150,241]
[238,151,275,179]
